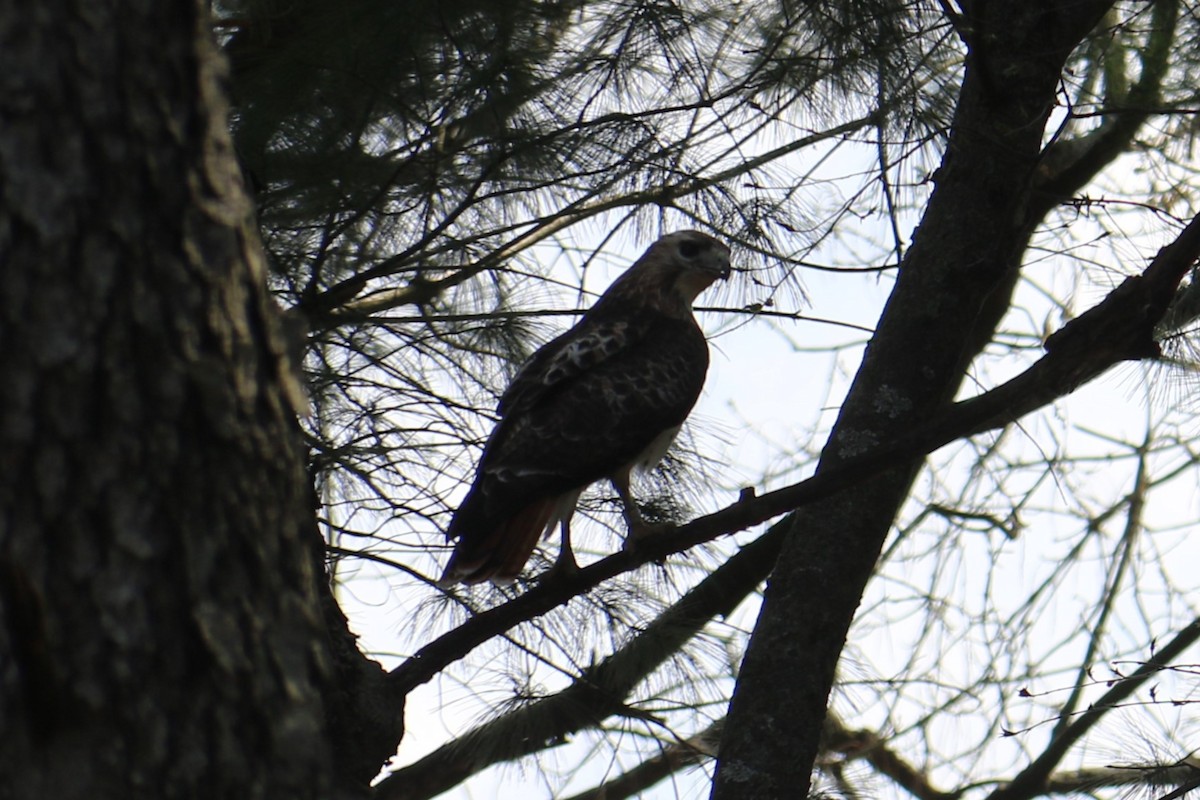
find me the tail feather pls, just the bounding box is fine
[438,498,556,586]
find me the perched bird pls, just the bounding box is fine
[438,230,731,586]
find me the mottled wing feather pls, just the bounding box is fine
[498,318,642,418]
[496,316,704,480]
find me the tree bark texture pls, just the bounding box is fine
[0,2,338,797]
[711,3,1115,798]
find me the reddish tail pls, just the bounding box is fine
[438,499,555,586]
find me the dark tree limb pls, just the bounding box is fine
[710,3,1126,798]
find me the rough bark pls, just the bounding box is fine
[710,3,1116,798]
[0,1,346,797]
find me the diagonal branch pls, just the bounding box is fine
[987,617,1200,800]
[388,212,1200,696]
[557,720,723,800]
[822,713,958,800]
[1049,430,1151,742]
[1032,0,1178,217]
[377,525,784,799]
[1048,759,1200,796]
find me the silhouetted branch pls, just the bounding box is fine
[389,212,1200,696]
[988,617,1200,800]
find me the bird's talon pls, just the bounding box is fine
[540,550,579,583]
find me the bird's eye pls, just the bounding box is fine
[678,240,701,259]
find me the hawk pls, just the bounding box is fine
[438,230,731,585]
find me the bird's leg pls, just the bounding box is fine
[612,470,671,549]
[540,519,578,582]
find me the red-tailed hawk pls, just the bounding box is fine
[439,230,731,585]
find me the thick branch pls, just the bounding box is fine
[712,4,1117,792]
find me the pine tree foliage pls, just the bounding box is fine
[211,0,1200,798]
[216,0,963,570]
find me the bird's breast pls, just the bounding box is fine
[629,424,683,473]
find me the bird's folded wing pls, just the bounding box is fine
[497,317,648,417]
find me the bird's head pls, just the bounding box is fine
[591,230,732,319]
[645,230,732,307]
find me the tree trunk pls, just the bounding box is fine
[0,2,342,796]
[711,3,1115,798]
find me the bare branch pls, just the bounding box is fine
[988,618,1200,800]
